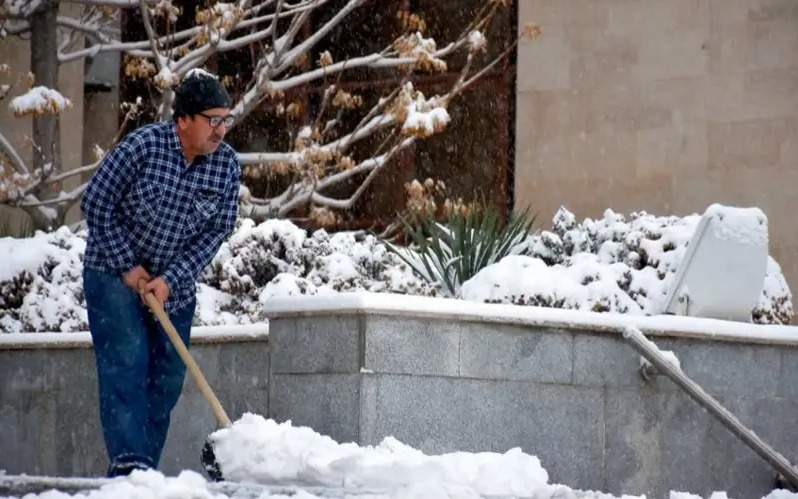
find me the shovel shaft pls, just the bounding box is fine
[144,292,232,428]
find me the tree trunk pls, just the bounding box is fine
[30,1,62,231]
[30,1,60,189]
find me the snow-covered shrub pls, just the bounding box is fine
[0,208,793,332]
[754,258,793,325]
[197,219,437,325]
[203,219,309,296]
[0,220,435,332]
[0,226,87,333]
[462,207,793,324]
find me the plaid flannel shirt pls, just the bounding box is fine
[81,121,240,313]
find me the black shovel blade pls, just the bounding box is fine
[201,439,223,481]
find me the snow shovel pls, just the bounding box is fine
[622,326,798,490]
[141,290,230,481]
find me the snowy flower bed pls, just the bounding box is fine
[465,207,792,324]
[0,220,435,333]
[196,218,437,326]
[0,208,792,333]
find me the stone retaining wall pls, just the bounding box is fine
[3,293,798,498]
[264,294,798,499]
[0,326,270,477]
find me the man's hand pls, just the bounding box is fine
[143,277,170,306]
[122,265,151,291]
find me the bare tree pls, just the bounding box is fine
[0,0,528,231]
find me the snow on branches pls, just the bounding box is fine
[2,0,518,229]
[9,86,72,117]
[0,165,38,203]
[148,0,180,23]
[1,0,45,18]
[397,84,450,139]
[468,30,487,53]
[195,2,244,44]
[394,32,447,73]
[0,226,87,333]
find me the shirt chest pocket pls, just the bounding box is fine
[132,181,163,224]
[183,188,221,238]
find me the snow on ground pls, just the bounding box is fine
[0,207,792,333]
[4,416,797,499]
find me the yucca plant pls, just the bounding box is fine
[385,206,536,296]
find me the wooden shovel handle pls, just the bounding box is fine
[143,292,232,428]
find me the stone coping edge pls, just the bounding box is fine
[0,324,269,350]
[0,473,388,497]
[262,292,798,347]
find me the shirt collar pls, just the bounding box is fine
[168,121,182,151]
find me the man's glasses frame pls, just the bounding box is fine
[198,112,234,128]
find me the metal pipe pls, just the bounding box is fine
[622,325,798,489]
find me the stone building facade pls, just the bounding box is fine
[515,0,798,307]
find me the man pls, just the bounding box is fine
[81,70,240,477]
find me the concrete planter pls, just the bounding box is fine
[263,293,798,498]
[3,293,798,498]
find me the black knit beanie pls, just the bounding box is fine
[173,69,231,119]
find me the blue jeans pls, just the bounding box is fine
[83,267,195,477]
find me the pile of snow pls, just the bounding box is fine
[0,207,792,333]
[7,416,798,498]
[462,207,792,324]
[213,414,550,494]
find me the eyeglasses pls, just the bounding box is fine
[198,112,234,128]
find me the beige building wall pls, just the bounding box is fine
[0,4,85,234]
[515,0,798,305]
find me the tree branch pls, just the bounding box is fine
[139,0,166,71]
[273,0,367,75]
[57,1,317,64]
[56,15,113,41]
[62,0,157,6]
[5,0,517,231]
[18,182,87,208]
[171,0,255,75]
[41,161,100,184]
[238,151,302,165]
[0,131,29,175]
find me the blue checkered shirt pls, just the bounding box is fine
[81,121,240,313]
